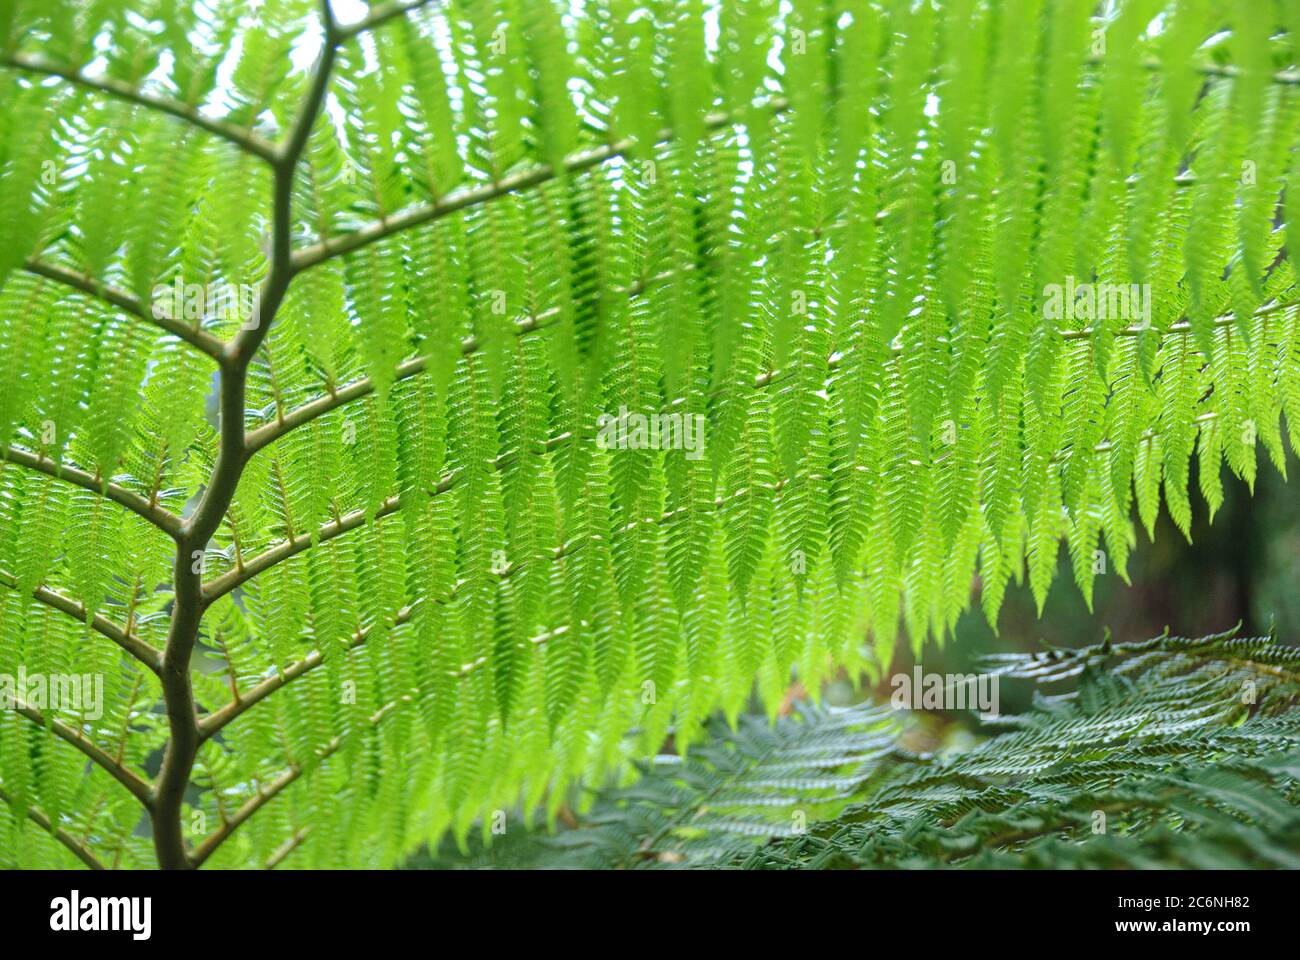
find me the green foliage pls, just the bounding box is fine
[0,0,1296,868]
[534,701,898,868]
[422,631,1300,869]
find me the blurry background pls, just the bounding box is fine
[867,448,1300,725]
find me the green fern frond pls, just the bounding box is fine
[425,631,1298,870]
[1,0,1298,869]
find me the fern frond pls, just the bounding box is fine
[2,0,1298,869]
[428,632,1299,870]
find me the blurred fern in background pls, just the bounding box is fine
[413,632,1300,869]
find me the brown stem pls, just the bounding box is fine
[0,53,276,161]
[0,570,161,672]
[0,786,106,870]
[22,258,229,360]
[2,446,184,538]
[9,698,154,808]
[150,3,340,870]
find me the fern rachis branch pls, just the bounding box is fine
[0,570,162,673]
[151,4,340,870]
[8,697,154,809]
[22,259,229,362]
[1,446,184,539]
[287,43,1299,276]
[192,684,415,866]
[0,53,278,162]
[0,786,106,870]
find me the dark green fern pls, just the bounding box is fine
[418,632,1300,869]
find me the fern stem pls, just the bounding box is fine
[0,787,106,870]
[197,599,417,739]
[200,596,571,740]
[0,53,278,162]
[189,762,304,868]
[8,697,154,809]
[291,41,1300,275]
[21,259,228,361]
[113,674,146,766]
[203,494,403,601]
[264,826,311,868]
[289,98,793,272]
[245,264,691,454]
[2,446,184,538]
[0,572,162,673]
[151,0,341,871]
[192,685,410,867]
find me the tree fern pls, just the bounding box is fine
[0,0,1297,869]
[421,631,1299,870]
